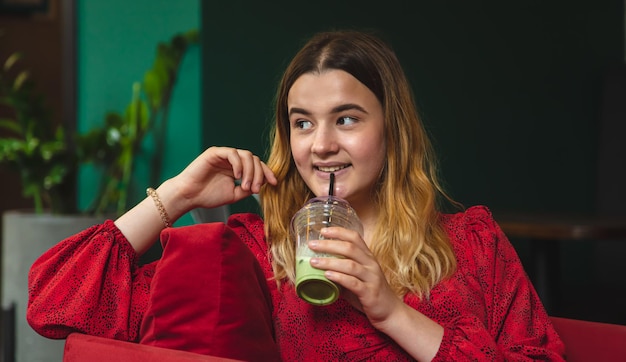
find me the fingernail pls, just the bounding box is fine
[308,240,318,248]
[310,258,319,265]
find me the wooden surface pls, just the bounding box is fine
[493,212,626,314]
[495,214,626,240]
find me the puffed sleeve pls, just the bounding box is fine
[27,220,155,342]
[433,206,565,361]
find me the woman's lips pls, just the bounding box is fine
[315,164,350,173]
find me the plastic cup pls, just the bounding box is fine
[291,196,363,306]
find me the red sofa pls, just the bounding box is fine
[550,316,626,361]
[62,316,626,361]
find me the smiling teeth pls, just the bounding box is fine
[317,165,347,172]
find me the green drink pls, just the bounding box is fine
[295,256,340,306]
[291,196,362,306]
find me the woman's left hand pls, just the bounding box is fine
[308,227,404,330]
[309,226,445,361]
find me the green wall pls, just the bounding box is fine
[202,0,624,215]
[77,0,201,224]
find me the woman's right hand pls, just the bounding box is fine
[115,146,277,255]
[171,146,277,212]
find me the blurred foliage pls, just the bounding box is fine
[0,29,198,215]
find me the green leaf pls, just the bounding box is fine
[39,139,66,161]
[138,100,150,131]
[22,181,40,198]
[124,90,149,133]
[156,44,177,73]
[143,69,164,109]
[13,70,30,90]
[54,125,65,141]
[0,118,22,135]
[118,147,132,167]
[3,52,22,72]
[44,164,67,189]
[24,137,40,155]
[0,138,22,161]
[152,56,170,81]
[105,112,125,128]
[183,29,199,44]
[106,126,122,145]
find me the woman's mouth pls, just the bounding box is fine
[315,165,350,173]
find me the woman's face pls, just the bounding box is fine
[288,69,386,208]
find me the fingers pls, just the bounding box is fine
[223,148,277,193]
[261,161,278,185]
[231,149,255,190]
[308,227,375,279]
[310,252,372,285]
[315,227,371,263]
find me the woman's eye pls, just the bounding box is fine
[337,116,357,125]
[294,119,312,129]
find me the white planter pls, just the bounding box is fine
[1,210,108,362]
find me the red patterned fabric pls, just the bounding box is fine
[27,206,565,361]
[27,223,150,342]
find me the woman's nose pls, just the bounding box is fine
[311,125,339,155]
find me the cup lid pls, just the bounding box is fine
[290,195,362,236]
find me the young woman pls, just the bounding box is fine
[28,30,565,361]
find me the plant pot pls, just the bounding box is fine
[1,210,108,362]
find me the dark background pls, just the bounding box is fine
[203,0,622,215]
[202,0,626,324]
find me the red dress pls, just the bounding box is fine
[28,206,565,361]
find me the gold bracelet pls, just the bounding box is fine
[146,187,172,228]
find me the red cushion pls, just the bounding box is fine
[139,222,280,361]
[64,333,239,361]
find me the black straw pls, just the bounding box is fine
[326,173,335,226]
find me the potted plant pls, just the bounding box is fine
[1,28,199,216]
[0,29,198,362]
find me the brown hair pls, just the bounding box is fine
[260,30,458,297]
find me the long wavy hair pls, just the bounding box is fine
[260,30,458,297]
